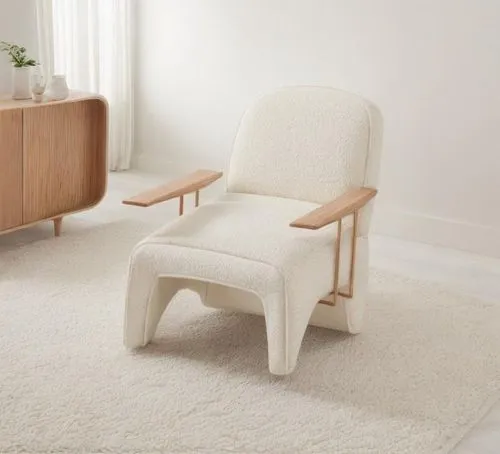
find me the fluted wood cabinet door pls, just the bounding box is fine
[0,109,23,231]
[22,100,107,224]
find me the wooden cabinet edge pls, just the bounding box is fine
[0,194,107,237]
[0,93,108,237]
[0,91,108,111]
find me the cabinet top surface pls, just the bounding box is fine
[0,91,106,111]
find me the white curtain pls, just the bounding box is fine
[35,0,134,171]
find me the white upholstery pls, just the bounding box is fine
[228,86,383,236]
[124,87,383,375]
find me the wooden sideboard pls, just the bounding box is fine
[0,92,107,236]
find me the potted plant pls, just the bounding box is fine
[0,41,37,100]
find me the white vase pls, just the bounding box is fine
[12,67,32,100]
[30,65,46,103]
[46,75,69,101]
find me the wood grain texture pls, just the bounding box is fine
[0,109,23,231]
[290,187,377,230]
[22,98,107,224]
[123,169,223,207]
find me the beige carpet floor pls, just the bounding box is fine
[1,218,500,454]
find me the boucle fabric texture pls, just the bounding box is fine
[1,220,499,454]
[125,87,383,374]
[125,193,354,374]
[227,86,383,236]
[228,87,370,205]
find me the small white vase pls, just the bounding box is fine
[30,65,46,103]
[46,75,69,101]
[12,67,32,100]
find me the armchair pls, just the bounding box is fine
[123,87,383,375]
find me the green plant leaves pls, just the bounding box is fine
[0,41,37,67]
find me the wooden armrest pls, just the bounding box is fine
[122,169,223,207]
[290,187,377,230]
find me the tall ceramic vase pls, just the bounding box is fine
[12,67,32,100]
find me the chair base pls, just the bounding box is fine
[124,238,369,375]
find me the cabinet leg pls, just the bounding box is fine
[53,217,63,237]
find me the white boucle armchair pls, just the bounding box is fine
[123,87,383,375]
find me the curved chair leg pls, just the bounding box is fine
[145,278,180,344]
[124,276,180,348]
[124,245,183,348]
[125,274,213,348]
[261,294,316,375]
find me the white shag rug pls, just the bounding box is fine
[1,219,500,454]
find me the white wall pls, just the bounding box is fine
[135,0,500,256]
[0,0,38,93]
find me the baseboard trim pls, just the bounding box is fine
[372,206,500,258]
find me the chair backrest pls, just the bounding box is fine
[226,86,383,235]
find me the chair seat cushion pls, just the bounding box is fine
[140,193,338,281]
[127,193,354,373]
